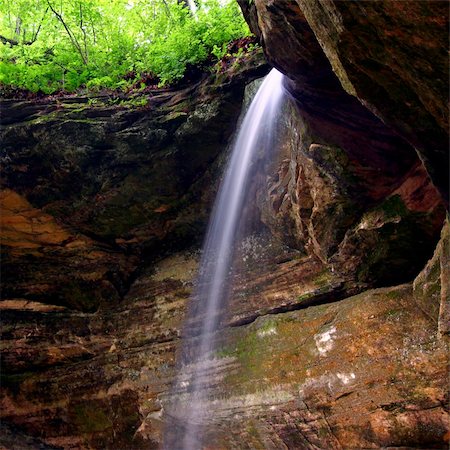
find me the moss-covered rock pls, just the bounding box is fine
[164,284,449,449]
[414,218,450,339]
[0,52,268,312]
[332,194,445,286]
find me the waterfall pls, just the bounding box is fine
[163,68,286,449]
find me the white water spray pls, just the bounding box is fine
[164,68,286,449]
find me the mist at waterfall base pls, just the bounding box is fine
[163,69,287,449]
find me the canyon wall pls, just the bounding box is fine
[1,1,449,448]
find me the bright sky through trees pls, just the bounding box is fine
[0,0,250,93]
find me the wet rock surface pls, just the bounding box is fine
[239,0,449,203]
[260,99,445,288]
[2,217,449,449]
[3,235,448,448]
[1,51,268,312]
[192,283,448,449]
[237,0,445,292]
[1,2,449,447]
[297,0,449,204]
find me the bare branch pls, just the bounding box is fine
[0,7,48,46]
[161,0,172,19]
[47,0,88,65]
[0,34,19,46]
[32,7,49,43]
[0,34,36,46]
[79,1,89,63]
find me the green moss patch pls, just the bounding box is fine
[71,402,113,434]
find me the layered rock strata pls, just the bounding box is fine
[1,1,449,447]
[1,52,268,311]
[2,224,448,448]
[238,0,449,204]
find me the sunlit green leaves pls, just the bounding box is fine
[0,0,250,93]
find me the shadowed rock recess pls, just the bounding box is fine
[1,2,449,449]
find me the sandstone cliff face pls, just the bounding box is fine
[297,0,449,205]
[1,51,277,448]
[2,226,447,449]
[167,270,449,450]
[261,99,445,288]
[237,0,446,288]
[1,2,449,449]
[1,54,268,312]
[239,0,449,204]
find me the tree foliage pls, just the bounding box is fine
[0,0,250,93]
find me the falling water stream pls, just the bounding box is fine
[164,68,286,449]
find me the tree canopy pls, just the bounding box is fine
[0,0,250,94]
